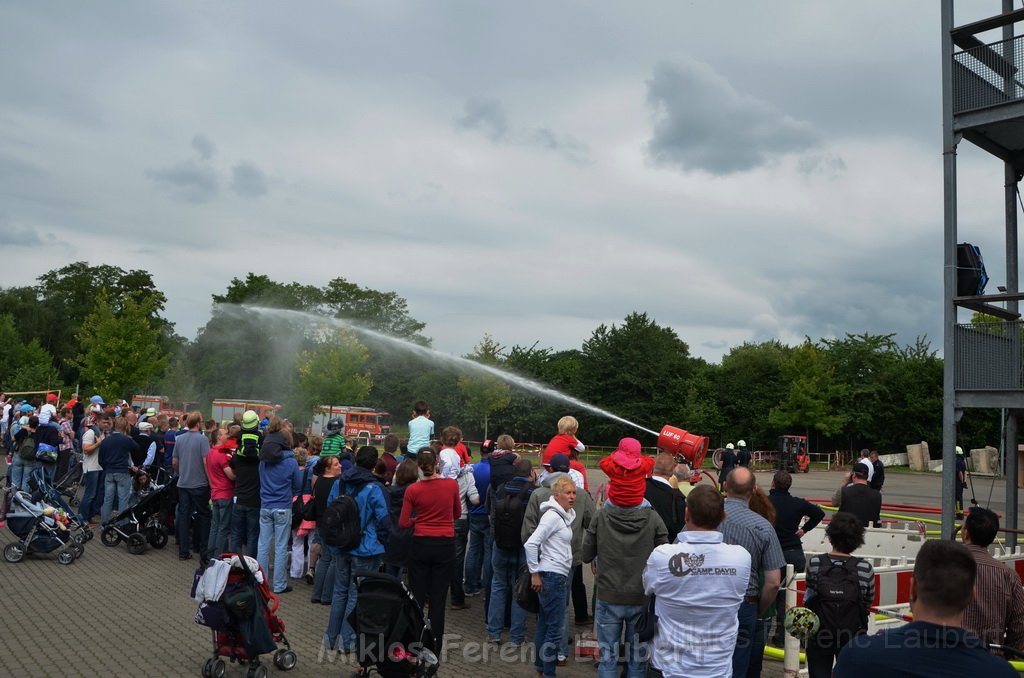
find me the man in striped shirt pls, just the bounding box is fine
[720,466,786,677]
[961,507,1024,653]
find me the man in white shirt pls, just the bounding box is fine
[643,484,751,678]
[79,412,111,525]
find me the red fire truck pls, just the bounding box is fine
[131,394,199,419]
[310,405,391,444]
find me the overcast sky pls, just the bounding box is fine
[0,2,1014,362]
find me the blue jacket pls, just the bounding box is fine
[327,466,390,558]
[470,458,491,516]
[259,456,300,509]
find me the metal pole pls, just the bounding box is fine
[783,563,799,677]
[941,0,959,540]
[1005,0,1021,550]
[1008,411,1019,549]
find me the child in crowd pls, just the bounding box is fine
[542,416,586,466]
[599,437,655,508]
[406,400,433,460]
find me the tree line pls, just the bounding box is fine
[0,262,999,454]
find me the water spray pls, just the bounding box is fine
[222,304,661,436]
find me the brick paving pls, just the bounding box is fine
[0,464,795,677]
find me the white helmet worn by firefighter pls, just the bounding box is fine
[737,440,747,448]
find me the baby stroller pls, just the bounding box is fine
[27,467,93,544]
[2,486,84,565]
[194,553,297,678]
[101,471,175,554]
[53,451,84,507]
[349,571,439,678]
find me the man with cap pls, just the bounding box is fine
[542,452,586,490]
[833,461,882,528]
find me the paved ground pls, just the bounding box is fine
[3,462,978,678]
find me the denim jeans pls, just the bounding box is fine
[732,600,759,678]
[176,486,211,558]
[487,547,527,643]
[534,571,568,678]
[595,600,647,678]
[257,507,291,593]
[10,457,39,491]
[312,528,337,603]
[464,513,492,597]
[230,503,260,558]
[324,553,380,651]
[101,472,132,524]
[207,498,233,557]
[451,518,469,604]
[78,470,103,521]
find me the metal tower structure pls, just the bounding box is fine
[942,0,1022,541]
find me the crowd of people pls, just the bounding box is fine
[3,393,1024,677]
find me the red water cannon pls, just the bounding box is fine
[657,425,710,484]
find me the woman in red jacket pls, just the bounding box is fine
[399,449,461,650]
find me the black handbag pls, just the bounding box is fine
[636,596,658,642]
[514,567,540,613]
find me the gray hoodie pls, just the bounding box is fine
[582,505,668,605]
[455,463,480,519]
[521,471,595,567]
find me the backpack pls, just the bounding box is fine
[18,434,36,462]
[492,482,532,551]
[320,483,368,551]
[806,556,868,644]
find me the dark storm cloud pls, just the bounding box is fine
[231,161,269,197]
[146,161,220,204]
[192,134,216,161]
[645,59,822,174]
[456,97,590,163]
[455,97,508,142]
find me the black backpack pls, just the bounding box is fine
[807,556,868,644]
[492,483,531,551]
[17,433,37,462]
[320,482,368,551]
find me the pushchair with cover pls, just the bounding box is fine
[2,486,84,565]
[348,571,439,678]
[194,553,297,678]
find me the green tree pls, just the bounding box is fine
[72,291,168,400]
[769,341,847,442]
[0,262,178,384]
[716,340,792,448]
[158,350,199,404]
[820,332,899,449]
[291,328,373,426]
[578,312,692,443]
[457,335,512,438]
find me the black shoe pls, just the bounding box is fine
[179,553,193,561]
[277,586,293,594]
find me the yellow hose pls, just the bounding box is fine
[762,642,1024,671]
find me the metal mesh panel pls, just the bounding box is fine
[953,35,1024,114]
[954,321,1023,390]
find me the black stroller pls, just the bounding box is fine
[53,451,84,508]
[348,571,439,678]
[101,472,176,554]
